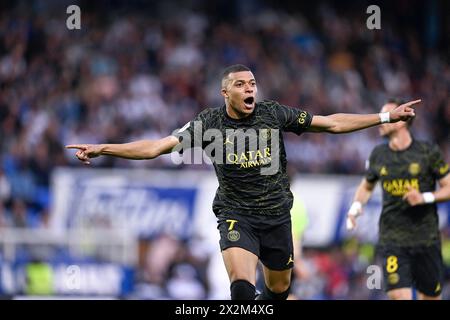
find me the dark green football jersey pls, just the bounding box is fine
[366,140,449,246]
[174,100,313,216]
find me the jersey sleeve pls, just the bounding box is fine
[172,109,210,150]
[275,103,313,135]
[428,143,449,180]
[365,148,380,183]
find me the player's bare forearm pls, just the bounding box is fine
[309,113,382,133]
[353,178,376,204]
[66,136,180,164]
[99,141,154,159]
[435,174,450,203]
[100,136,179,159]
[308,99,420,133]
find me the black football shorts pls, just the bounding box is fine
[378,243,444,297]
[217,212,294,271]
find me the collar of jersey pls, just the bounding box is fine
[222,103,258,123]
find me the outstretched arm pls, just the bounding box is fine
[346,178,376,231]
[307,99,421,133]
[66,136,180,165]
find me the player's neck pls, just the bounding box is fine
[225,103,251,120]
[388,129,412,151]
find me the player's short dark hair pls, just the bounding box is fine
[387,98,414,127]
[222,64,251,79]
[221,65,252,88]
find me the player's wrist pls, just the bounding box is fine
[378,112,390,123]
[98,144,107,154]
[348,201,362,216]
[422,192,435,204]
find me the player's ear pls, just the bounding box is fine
[221,88,228,98]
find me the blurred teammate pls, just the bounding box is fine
[67,65,419,300]
[346,99,450,300]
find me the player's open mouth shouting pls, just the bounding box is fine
[243,96,255,110]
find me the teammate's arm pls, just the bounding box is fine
[434,174,450,202]
[346,178,376,230]
[307,99,421,133]
[66,136,180,165]
[403,173,450,206]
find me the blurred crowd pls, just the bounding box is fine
[0,0,449,299]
